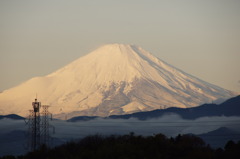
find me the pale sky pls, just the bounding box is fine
[0,0,240,92]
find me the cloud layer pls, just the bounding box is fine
[0,115,240,156]
[1,114,240,139]
[50,115,240,140]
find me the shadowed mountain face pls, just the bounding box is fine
[0,44,238,119]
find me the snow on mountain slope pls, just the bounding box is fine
[0,44,238,118]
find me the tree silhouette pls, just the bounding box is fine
[0,133,239,159]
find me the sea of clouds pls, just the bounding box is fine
[1,114,240,139]
[1,114,240,156]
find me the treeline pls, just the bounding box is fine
[1,133,240,159]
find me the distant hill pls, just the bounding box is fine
[108,95,240,120]
[69,95,240,121]
[0,114,25,120]
[3,95,239,122]
[198,127,240,148]
[67,116,98,122]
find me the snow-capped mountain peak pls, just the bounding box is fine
[0,44,238,118]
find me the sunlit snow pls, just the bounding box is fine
[0,44,237,118]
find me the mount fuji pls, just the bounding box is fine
[0,44,237,119]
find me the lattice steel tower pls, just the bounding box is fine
[26,98,53,151]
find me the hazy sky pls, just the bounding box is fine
[0,0,240,92]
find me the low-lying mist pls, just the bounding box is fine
[0,114,240,156]
[2,114,239,139]
[52,115,240,139]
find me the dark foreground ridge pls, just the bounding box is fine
[68,95,240,121]
[109,95,240,120]
[2,133,239,159]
